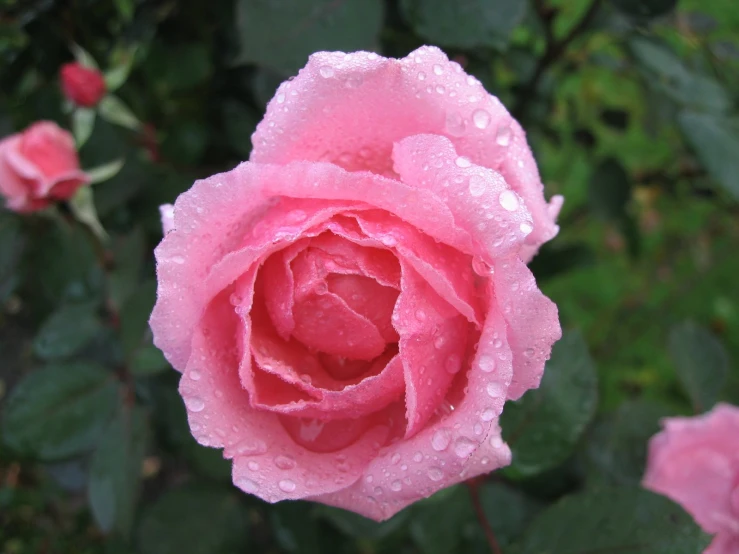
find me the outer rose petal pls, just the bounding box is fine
[309,306,514,520]
[251,46,560,259]
[643,404,739,540]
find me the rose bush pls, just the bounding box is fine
[60,62,106,107]
[0,121,89,213]
[151,46,562,520]
[643,403,739,554]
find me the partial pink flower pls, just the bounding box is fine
[643,403,739,554]
[60,62,106,108]
[0,121,89,213]
[150,46,562,521]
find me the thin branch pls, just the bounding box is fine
[513,0,602,119]
[467,480,502,554]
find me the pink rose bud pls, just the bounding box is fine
[643,404,739,554]
[0,121,89,213]
[150,46,562,520]
[60,62,107,108]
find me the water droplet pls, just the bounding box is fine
[275,454,296,470]
[433,64,444,75]
[171,256,185,264]
[319,66,335,78]
[390,480,402,491]
[368,52,379,60]
[374,486,384,495]
[431,428,451,451]
[474,423,483,435]
[445,112,467,136]
[468,175,486,197]
[493,339,503,348]
[415,309,427,321]
[413,451,424,463]
[496,125,512,146]
[472,257,493,276]
[454,437,476,458]
[391,453,401,465]
[278,479,296,492]
[486,382,506,398]
[276,93,285,104]
[381,235,397,246]
[499,190,519,211]
[428,467,444,481]
[229,293,243,306]
[446,354,462,374]
[478,354,496,373]
[418,71,426,81]
[434,336,446,349]
[490,435,504,448]
[237,477,258,493]
[189,369,201,381]
[365,475,374,484]
[524,348,535,358]
[520,222,533,235]
[247,461,260,471]
[481,456,490,465]
[435,85,446,94]
[184,396,205,412]
[472,109,491,129]
[455,156,471,168]
[481,408,496,421]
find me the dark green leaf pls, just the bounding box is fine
[502,331,598,478]
[319,504,410,541]
[678,111,739,200]
[2,363,118,460]
[0,210,24,302]
[34,303,100,360]
[160,120,208,165]
[510,488,712,554]
[479,482,542,547]
[136,484,248,554]
[222,100,260,158]
[144,42,212,92]
[108,227,146,311]
[89,406,148,537]
[588,158,632,221]
[119,280,156,358]
[410,486,475,554]
[270,501,324,552]
[584,399,672,487]
[610,0,677,19]
[400,0,526,50]
[668,321,729,412]
[235,0,384,75]
[130,345,169,377]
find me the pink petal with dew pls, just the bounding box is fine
[251,45,561,258]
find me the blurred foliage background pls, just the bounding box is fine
[0,0,737,553]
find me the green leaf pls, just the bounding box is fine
[70,43,99,69]
[136,484,248,554]
[630,38,731,114]
[235,0,384,75]
[510,488,712,554]
[98,95,141,131]
[130,345,169,377]
[269,502,324,552]
[89,405,148,537]
[319,504,410,541]
[2,363,118,460]
[610,0,677,19]
[400,0,526,50]
[72,107,96,148]
[588,158,632,221]
[501,331,598,478]
[222,100,260,158]
[68,186,108,242]
[108,227,145,310]
[144,42,212,92]
[668,321,729,412]
[678,111,739,200]
[0,210,25,302]
[34,303,100,360]
[479,482,542,548]
[85,158,125,185]
[119,280,156,358]
[584,399,672,487]
[410,486,475,554]
[104,46,138,91]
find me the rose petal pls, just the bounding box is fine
[251,46,560,256]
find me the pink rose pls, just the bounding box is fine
[643,404,739,554]
[60,62,107,108]
[150,46,561,520]
[0,121,89,213]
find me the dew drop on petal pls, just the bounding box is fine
[391,453,401,465]
[428,467,444,481]
[520,222,533,235]
[433,64,444,75]
[478,354,496,373]
[455,156,472,168]
[481,408,496,422]
[468,175,486,197]
[237,477,259,493]
[486,382,506,399]
[495,125,512,146]
[390,480,402,492]
[189,369,201,381]
[184,396,205,412]
[319,66,335,78]
[276,93,285,104]
[431,428,451,451]
[278,479,296,492]
[413,451,424,463]
[418,71,426,81]
[472,109,491,129]
[274,454,296,470]
[454,437,477,458]
[499,190,519,211]
[247,461,260,471]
